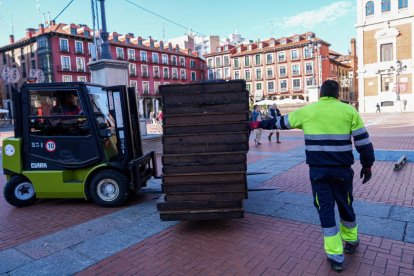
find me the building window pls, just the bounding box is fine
[291,49,299,60]
[140,51,147,62]
[215,56,221,67]
[88,43,94,56]
[381,74,393,92]
[31,60,36,69]
[129,63,137,76]
[266,53,273,64]
[153,66,160,78]
[76,57,85,72]
[163,67,169,79]
[366,1,374,15]
[278,52,286,62]
[304,47,313,59]
[207,58,213,68]
[306,77,314,86]
[234,58,240,68]
[84,31,90,37]
[292,64,300,76]
[59,38,69,52]
[256,83,262,90]
[256,68,262,80]
[234,71,240,79]
[142,82,149,94]
[246,83,251,92]
[152,53,159,63]
[142,65,149,77]
[160,54,167,65]
[128,49,135,60]
[62,75,72,82]
[172,68,178,79]
[180,68,187,80]
[380,43,393,62]
[305,62,314,75]
[293,79,301,91]
[280,80,288,92]
[22,63,27,78]
[208,69,214,80]
[279,66,287,77]
[190,60,196,68]
[245,70,251,80]
[130,80,138,92]
[255,54,261,65]
[244,56,250,66]
[70,28,77,35]
[381,0,391,12]
[267,81,275,93]
[154,82,161,93]
[171,56,177,66]
[75,41,83,54]
[77,76,87,82]
[116,47,124,59]
[224,68,230,78]
[267,68,273,78]
[191,71,196,81]
[113,36,118,42]
[224,56,230,66]
[399,0,408,9]
[61,56,71,71]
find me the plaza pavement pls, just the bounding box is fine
[0,113,414,275]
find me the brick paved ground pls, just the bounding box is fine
[260,162,414,207]
[78,213,414,276]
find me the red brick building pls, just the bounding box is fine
[204,32,355,103]
[0,22,205,117]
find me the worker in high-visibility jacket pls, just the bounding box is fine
[253,80,375,272]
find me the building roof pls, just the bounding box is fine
[0,22,200,58]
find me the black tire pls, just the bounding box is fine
[89,170,130,207]
[3,175,37,207]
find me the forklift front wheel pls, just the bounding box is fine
[89,170,130,207]
[3,175,37,207]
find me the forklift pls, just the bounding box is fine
[2,82,157,207]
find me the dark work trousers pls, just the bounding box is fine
[309,166,356,228]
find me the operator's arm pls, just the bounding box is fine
[276,108,303,130]
[351,111,375,168]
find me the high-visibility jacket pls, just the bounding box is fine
[276,97,375,168]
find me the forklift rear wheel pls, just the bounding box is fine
[89,170,130,207]
[3,175,37,207]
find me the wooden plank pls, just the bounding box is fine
[159,80,246,95]
[162,182,246,193]
[159,209,244,221]
[163,102,249,115]
[163,172,246,184]
[163,91,248,106]
[163,122,249,135]
[164,113,248,125]
[157,199,242,211]
[162,163,247,174]
[163,132,248,145]
[162,152,246,166]
[165,191,247,201]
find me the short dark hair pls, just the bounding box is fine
[320,80,339,98]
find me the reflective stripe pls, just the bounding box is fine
[352,127,367,136]
[340,221,358,242]
[315,193,320,210]
[354,137,371,146]
[347,192,351,206]
[323,227,344,259]
[305,145,353,152]
[305,134,351,140]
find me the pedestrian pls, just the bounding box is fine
[376,103,381,113]
[157,110,164,125]
[150,110,156,125]
[251,80,375,272]
[267,103,282,143]
[252,105,262,146]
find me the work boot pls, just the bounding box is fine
[327,258,343,272]
[344,240,359,254]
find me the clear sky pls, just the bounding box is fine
[0,0,357,54]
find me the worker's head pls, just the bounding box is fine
[320,80,339,99]
[58,92,77,106]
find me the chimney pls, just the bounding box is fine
[39,24,45,34]
[26,28,36,38]
[350,38,356,57]
[9,35,14,44]
[50,20,56,26]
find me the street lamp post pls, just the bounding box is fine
[306,37,322,88]
[389,60,407,102]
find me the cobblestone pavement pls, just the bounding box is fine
[0,113,414,275]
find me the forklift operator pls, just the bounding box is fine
[51,93,81,115]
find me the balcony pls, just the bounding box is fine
[62,67,71,71]
[142,72,149,78]
[306,70,314,75]
[152,59,159,64]
[75,49,84,54]
[163,75,170,79]
[171,61,178,66]
[117,55,125,60]
[141,58,148,63]
[60,47,69,53]
[162,61,168,65]
[172,75,179,80]
[180,62,186,67]
[278,58,286,63]
[143,89,150,95]
[154,74,160,79]
[128,57,136,61]
[129,72,137,77]
[181,76,187,80]
[77,68,86,72]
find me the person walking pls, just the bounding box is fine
[252,80,375,272]
[267,103,282,143]
[252,105,262,146]
[376,103,381,113]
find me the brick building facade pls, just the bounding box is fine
[0,22,205,117]
[204,32,354,103]
[356,0,413,112]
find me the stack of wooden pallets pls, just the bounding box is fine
[157,80,250,220]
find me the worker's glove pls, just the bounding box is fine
[360,167,372,184]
